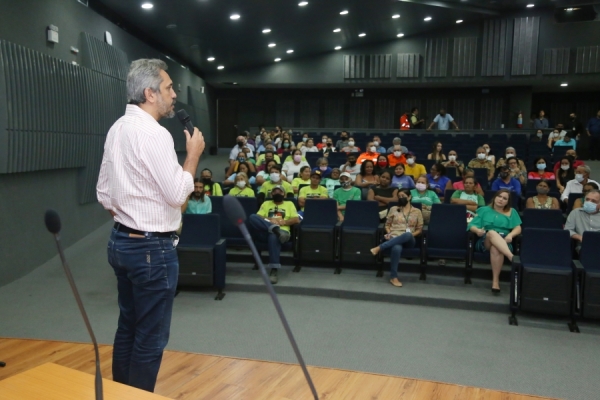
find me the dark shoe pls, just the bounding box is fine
[492,287,500,294]
[269,268,279,284]
[268,225,290,243]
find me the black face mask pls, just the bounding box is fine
[272,193,284,203]
[500,172,509,179]
[202,178,212,185]
[238,141,244,147]
[349,161,356,166]
[398,197,409,207]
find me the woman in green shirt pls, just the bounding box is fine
[450,176,485,221]
[410,174,441,224]
[468,189,522,293]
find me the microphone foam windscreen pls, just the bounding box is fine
[176,109,190,125]
[45,209,62,234]
[223,195,247,225]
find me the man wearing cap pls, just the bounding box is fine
[333,172,361,222]
[248,185,300,284]
[491,165,522,193]
[298,170,329,210]
[404,152,426,180]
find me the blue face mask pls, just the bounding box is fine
[537,163,546,170]
[583,201,597,214]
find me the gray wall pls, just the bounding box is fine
[0,0,213,286]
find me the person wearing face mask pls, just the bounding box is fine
[468,147,495,181]
[277,139,294,155]
[228,172,256,197]
[298,170,329,210]
[527,157,555,180]
[410,175,441,224]
[291,166,312,196]
[258,165,294,202]
[312,157,332,177]
[181,179,212,214]
[525,179,559,210]
[495,147,526,173]
[555,156,575,194]
[224,162,256,187]
[453,169,484,195]
[321,138,336,156]
[367,171,399,214]
[404,152,427,180]
[301,133,310,144]
[370,188,424,287]
[357,142,380,165]
[553,133,577,151]
[199,169,223,196]
[573,182,599,210]
[491,165,522,194]
[301,138,319,156]
[533,109,550,130]
[372,135,386,153]
[391,164,415,190]
[561,165,599,203]
[374,155,391,176]
[426,163,453,200]
[546,128,562,149]
[229,135,254,166]
[256,160,278,190]
[316,135,329,150]
[565,189,600,253]
[386,137,409,154]
[334,172,362,222]
[387,145,407,167]
[248,186,300,284]
[442,150,464,176]
[481,144,495,165]
[336,131,350,150]
[531,129,545,143]
[566,112,583,137]
[553,149,584,175]
[426,108,459,131]
[341,137,361,153]
[282,149,309,182]
[225,154,257,180]
[340,154,361,180]
[323,168,341,197]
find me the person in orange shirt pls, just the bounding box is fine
[357,141,380,165]
[387,145,407,167]
[316,134,329,150]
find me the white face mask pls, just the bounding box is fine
[236,180,246,188]
[348,141,355,146]
[484,148,490,154]
[448,155,456,161]
[270,173,281,183]
[369,146,377,152]
[416,183,427,191]
[322,138,327,143]
[477,153,486,160]
[407,158,415,165]
[561,165,570,171]
[373,141,379,146]
[302,137,308,142]
[394,151,402,157]
[506,154,515,159]
[575,174,584,183]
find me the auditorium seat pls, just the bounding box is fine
[211,196,258,247]
[578,231,600,319]
[566,193,580,214]
[521,208,564,230]
[338,201,381,274]
[295,199,339,272]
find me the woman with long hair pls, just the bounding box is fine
[556,156,575,194]
[355,160,380,188]
[427,141,446,162]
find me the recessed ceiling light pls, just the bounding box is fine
[392,14,400,19]
[141,3,153,9]
[287,49,294,54]
[456,19,463,23]
[358,33,366,37]
[298,1,308,6]
[207,57,215,61]
[268,43,276,48]
[181,65,186,69]
[526,4,534,8]
[340,10,348,15]
[166,24,177,29]
[397,33,404,37]
[424,17,432,21]
[230,14,240,20]
[334,46,342,50]
[561,83,568,87]
[233,82,238,85]
[275,58,281,62]
[262,28,271,33]
[217,65,225,70]
[333,28,341,32]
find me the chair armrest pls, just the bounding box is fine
[213,239,227,290]
[510,256,522,310]
[573,260,584,271]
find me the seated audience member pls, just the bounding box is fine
[468,189,522,293]
[367,171,399,213]
[482,143,495,165]
[182,179,212,214]
[312,157,332,177]
[404,152,427,180]
[553,149,583,174]
[229,135,253,165]
[323,168,341,197]
[525,179,560,210]
[506,156,527,186]
[240,147,256,165]
[387,145,407,167]
[224,162,256,187]
[357,142,380,165]
[531,129,544,142]
[426,163,453,200]
[242,131,256,149]
[372,135,387,154]
[321,138,336,155]
[291,166,311,196]
[495,147,527,173]
[279,131,294,148]
[298,170,329,210]
[248,186,300,284]
[340,153,361,180]
[259,165,293,201]
[282,149,310,182]
[256,160,278,190]
[453,168,484,195]
[300,132,310,144]
[278,138,294,155]
[229,172,256,197]
[565,189,600,253]
[334,172,362,221]
[336,131,350,150]
[256,138,274,155]
[546,128,562,149]
[555,156,575,194]
[410,174,441,223]
[442,150,464,176]
[355,160,380,189]
[391,164,415,190]
[374,155,391,176]
[528,157,555,180]
[256,150,281,171]
[491,165,522,193]
[451,176,485,220]
[370,188,424,287]
[316,134,329,150]
[561,165,599,203]
[386,137,409,154]
[341,137,361,153]
[553,133,577,151]
[427,141,447,162]
[468,147,495,181]
[199,169,223,196]
[573,182,599,210]
[301,138,319,155]
[226,149,255,180]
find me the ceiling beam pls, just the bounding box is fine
[397,0,502,16]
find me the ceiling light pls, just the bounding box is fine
[230,14,240,20]
[392,14,400,19]
[333,28,341,32]
[298,1,308,6]
[275,58,281,62]
[526,4,534,8]
[456,19,463,23]
[268,43,276,47]
[358,33,366,37]
[141,3,153,9]
[233,82,238,85]
[287,49,294,54]
[181,65,186,69]
[397,33,404,37]
[561,83,568,87]
[340,10,348,15]
[217,65,225,70]
[334,46,342,50]
[424,16,432,21]
[207,57,215,61]
[262,28,271,33]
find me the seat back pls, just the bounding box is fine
[521,209,564,230]
[580,231,600,270]
[427,204,467,250]
[342,201,380,229]
[566,192,580,214]
[179,214,221,247]
[444,189,456,203]
[302,199,339,227]
[520,228,572,269]
[211,196,257,241]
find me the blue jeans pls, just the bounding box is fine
[379,232,415,279]
[247,214,282,269]
[107,229,178,392]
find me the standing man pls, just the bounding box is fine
[97,59,204,392]
[586,110,600,161]
[427,109,459,131]
[410,107,425,129]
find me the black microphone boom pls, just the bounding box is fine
[176,109,195,137]
[222,196,319,400]
[44,210,103,400]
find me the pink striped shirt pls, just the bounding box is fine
[97,105,194,232]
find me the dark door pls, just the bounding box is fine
[217,99,238,149]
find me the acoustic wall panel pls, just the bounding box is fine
[399,99,421,117]
[300,99,320,128]
[373,99,395,129]
[452,98,475,130]
[480,98,503,130]
[397,54,420,78]
[575,46,600,74]
[511,17,540,76]
[543,48,570,75]
[482,19,508,76]
[348,100,370,129]
[369,54,392,79]
[275,99,296,127]
[344,55,366,79]
[80,32,129,81]
[424,38,449,77]
[322,99,344,128]
[452,37,478,77]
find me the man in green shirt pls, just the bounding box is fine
[298,170,329,210]
[333,172,362,221]
[248,186,300,284]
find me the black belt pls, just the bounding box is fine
[114,223,175,238]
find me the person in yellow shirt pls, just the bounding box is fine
[258,165,294,202]
[291,166,311,196]
[298,170,329,210]
[356,141,380,165]
[404,152,426,180]
[228,172,255,197]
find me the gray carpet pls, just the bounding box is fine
[2,220,600,400]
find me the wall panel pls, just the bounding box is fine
[373,99,395,129]
[396,54,420,78]
[482,19,508,77]
[452,98,475,130]
[426,99,448,123]
[369,54,392,79]
[322,99,344,128]
[575,46,600,74]
[480,98,503,129]
[424,38,449,78]
[542,48,570,75]
[299,99,320,128]
[452,37,477,77]
[344,55,366,79]
[80,32,129,81]
[275,99,296,127]
[348,99,370,129]
[511,17,540,76]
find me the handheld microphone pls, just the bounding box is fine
[223,196,319,400]
[44,210,103,400]
[176,109,195,137]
